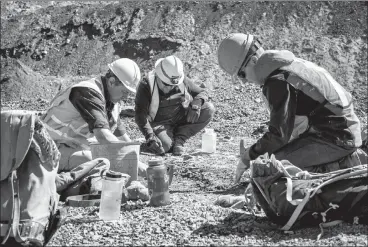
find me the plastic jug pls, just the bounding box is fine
[146,158,175,207]
[99,170,130,221]
[202,128,216,153]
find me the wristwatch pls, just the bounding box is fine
[191,104,200,111]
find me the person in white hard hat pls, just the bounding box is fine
[135,55,215,156]
[41,58,148,193]
[217,33,365,183]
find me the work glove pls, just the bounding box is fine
[234,158,251,184]
[186,99,202,123]
[145,134,165,155]
[234,146,251,184]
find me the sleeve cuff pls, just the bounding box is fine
[145,132,154,140]
[192,97,204,106]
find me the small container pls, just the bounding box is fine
[99,170,130,221]
[146,158,174,207]
[201,128,216,153]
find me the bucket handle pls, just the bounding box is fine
[167,164,175,186]
[100,169,108,179]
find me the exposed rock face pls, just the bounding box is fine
[1,1,367,133]
[1,4,368,245]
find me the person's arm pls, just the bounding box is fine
[134,79,155,139]
[184,76,209,104]
[114,130,131,142]
[69,87,123,144]
[93,128,120,143]
[113,112,131,141]
[246,74,297,161]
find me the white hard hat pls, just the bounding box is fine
[108,58,141,93]
[217,33,255,76]
[154,55,184,85]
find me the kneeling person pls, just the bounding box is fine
[217,33,365,182]
[135,55,215,156]
[41,58,147,193]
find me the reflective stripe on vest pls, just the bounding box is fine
[260,93,309,141]
[147,71,160,122]
[146,71,192,122]
[277,58,361,147]
[281,58,352,111]
[42,77,120,149]
[42,121,89,150]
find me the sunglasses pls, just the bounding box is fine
[238,70,246,79]
[161,77,180,86]
[237,38,262,79]
[161,80,175,87]
[237,55,252,79]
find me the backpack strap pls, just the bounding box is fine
[310,165,368,198]
[0,169,48,245]
[281,189,312,231]
[281,164,367,231]
[11,170,26,243]
[1,170,26,244]
[349,190,368,212]
[1,171,15,244]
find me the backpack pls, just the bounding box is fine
[250,153,368,238]
[0,110,64,246]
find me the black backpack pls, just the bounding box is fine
[250,153,368,238]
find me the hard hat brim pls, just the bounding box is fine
[154,58,184,86]
[217,33,254,76]
[108,63,137,94]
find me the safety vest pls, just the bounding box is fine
[262,57,361,148]
[145,71,193,122]
[260,93,310,142]
[41,77,121,150]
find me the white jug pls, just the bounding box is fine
[99,170,130,221]
[201,128,216,153]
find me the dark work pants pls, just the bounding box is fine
[273,134,357,172]
[151,102,215,152]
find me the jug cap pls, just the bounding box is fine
[148,157,163,167]
[205,128,215,133]
[105,170,123,178]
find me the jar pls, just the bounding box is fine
[202,128,216,153]
[146,158,174,207]
[99,170,129,221]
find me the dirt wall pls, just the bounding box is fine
[1,1,367,131]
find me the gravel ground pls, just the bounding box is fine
[1,1,368,246]
[51,203,368,246]
[49,134,368,246]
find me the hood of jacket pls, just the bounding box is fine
[254,50,295,84]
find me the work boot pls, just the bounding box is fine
[173,143,185,156]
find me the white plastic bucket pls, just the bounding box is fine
[90,141,140,185]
